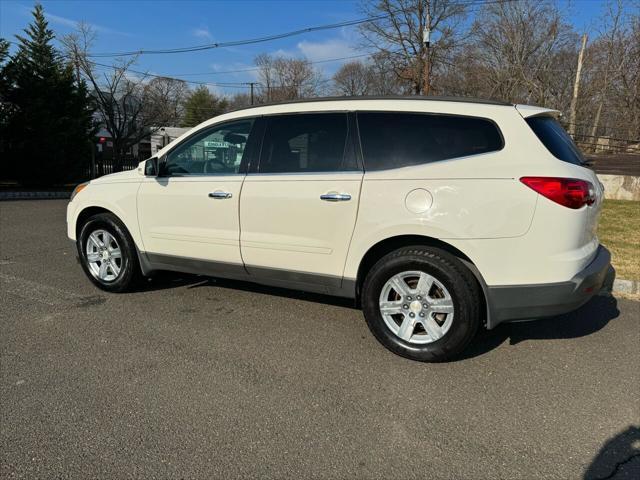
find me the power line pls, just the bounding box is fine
[88,15,391,57]
[86,0,519,58]
[87,60,254,89]
[156,52,376,77]
[88,59,337,93]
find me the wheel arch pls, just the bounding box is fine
[75,206,112,240]
[74,205,152,276]
[354,235,491,328]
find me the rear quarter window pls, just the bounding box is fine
[525,116,586,166]
[357,112,504,171]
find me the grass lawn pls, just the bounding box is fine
[599,200,640,280]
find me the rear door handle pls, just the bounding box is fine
[209,191,232,199]
[320,192,351,202]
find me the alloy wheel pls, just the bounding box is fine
[85,229,122,282]
[378,270,455,344]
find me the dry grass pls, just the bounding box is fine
[599,200,640,280]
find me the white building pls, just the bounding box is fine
[149,127,191,155]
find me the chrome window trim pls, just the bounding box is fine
[158,172,247,179]
[245,170,363,177]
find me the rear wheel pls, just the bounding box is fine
[77,213,141,292]
[361,246,481,362]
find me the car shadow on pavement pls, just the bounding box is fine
[144,271,358,309]
[460,294,620,360]
[134,271,210,292]
[141,272,621,357]
[583,425,640,479]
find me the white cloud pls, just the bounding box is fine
[296,38,356,62]
[44,11,131,36]
[209,62,259,80]
[269,48,296,58]
[192,28,212,40]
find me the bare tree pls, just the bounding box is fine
[63,24,186,170]
[616,14,640,141]
[367,53,406,95]
[226,92,252,111]
[359,0,468,95]
[332,56,404,96]
[146,76,189,125]
[255,53,322,102]
[333,61,371,96]
[470,0,576,105]
[584,1,628,142]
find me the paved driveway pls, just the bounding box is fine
[1,200,639,479]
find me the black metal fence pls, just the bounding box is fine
[83,155,141,179]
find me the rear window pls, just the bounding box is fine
[526,116,585,166]
[357,112,503,171]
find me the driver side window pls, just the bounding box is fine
[164,119,254,175]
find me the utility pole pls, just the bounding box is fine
[249,82,256,105]
[242,82,258,104]
[422,1,431,96]
[569,33,588,138]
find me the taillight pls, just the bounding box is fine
[520,177,596,209]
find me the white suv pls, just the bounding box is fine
[67,97,612,362]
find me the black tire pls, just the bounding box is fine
[361,246,481,362]
[77,212,141,293]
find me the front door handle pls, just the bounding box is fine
[320,192,351,202]
[209,191,232,199]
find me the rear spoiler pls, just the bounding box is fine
[515,104,561,119]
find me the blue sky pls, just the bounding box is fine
[0,0,627,96]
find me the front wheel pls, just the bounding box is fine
[361,246,481,362]
[77,213,141,292]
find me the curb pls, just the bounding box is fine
[0,191,71,200]
[612,279,640,295]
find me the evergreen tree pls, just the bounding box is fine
[0,39,9,64]
[181,85,228,127]
[2,4,95,186]
[0,39,13,168]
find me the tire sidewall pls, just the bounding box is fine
[77,214,137,292]
[362,248,479,361]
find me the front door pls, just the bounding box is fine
[240,112,363,290]
[137,118,255,275]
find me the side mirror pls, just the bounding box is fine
[144,157,158,176]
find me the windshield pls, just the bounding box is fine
[526,116,586,166]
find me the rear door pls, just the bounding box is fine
[240,112,363,289]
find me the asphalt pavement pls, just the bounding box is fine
[1,200,639,479]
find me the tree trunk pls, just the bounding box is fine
[423,54,431,95]
[113,143,123,173]
[590,102,604,152]
[569,33,588,138]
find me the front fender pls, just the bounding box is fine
[66,181,143,250]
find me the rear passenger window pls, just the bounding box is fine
[259,113,356,173]
[357,112,503,171]
[526,116,585,166]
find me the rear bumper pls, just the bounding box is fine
[486,246,613,328]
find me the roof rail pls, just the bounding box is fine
[227,95,513,114]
